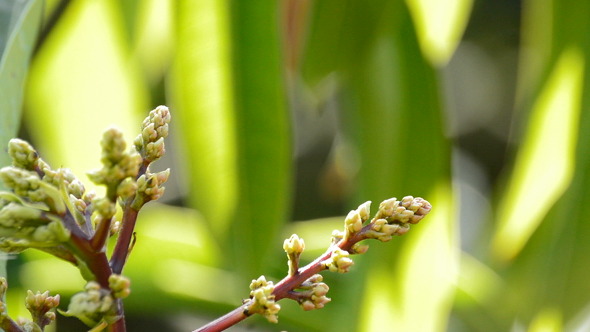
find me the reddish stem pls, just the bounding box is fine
[68,233,112,288]
[110,206,139,274]
[192,305,250,332]
[90,217,112,251]
[0,316,25,332]
[107,299,127,332]
[194,234,365,332]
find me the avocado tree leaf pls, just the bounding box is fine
[0,0,43,279]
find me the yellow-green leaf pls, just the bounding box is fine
[491,48,584,262]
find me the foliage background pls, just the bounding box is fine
[0,0,589,331]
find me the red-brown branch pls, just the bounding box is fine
[193,234,365,332]
[110,206,139,274]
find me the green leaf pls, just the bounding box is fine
[25,0,148,193]
[169,0,238,240]
[339,4,455,331]
[0,0,42,168]
[170,1,291,278]
[0,0,43,279]
[405,0,474,66]
[226,1,291,277]
[491,48,584,262]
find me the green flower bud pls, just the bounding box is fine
[41,168,87,199]
[246,276,281,323]
[141,123,157,143]
[284,234,305,276]
[144,137,166,161]
[283,234,305,255]
[322,248,354,273]
[31,218,71,243]
[357,201,371,221]
[0,202,43,228]
[378,197,398,219]
[71,195,87,215]
[294,274,331,311]
[108,274,131,299]
[87,129,142,189]
[8,139,38,170]
[101,128,127,164]
[373,196,432,228]
[116,178,137,201]
[133,169,170,208]
[92,197,116,220]
[60,281,117,327]
[136,106,171,162]
[351,242,369,254]
[344,210,363,235]
[0,167,66,214]
[83,190,97,204]
[0,238,31,253]
[25,290,60,328]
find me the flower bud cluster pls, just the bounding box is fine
[87,128,142,194]
[364,196,432,242]
[0,278,61,331]
[60,281,117,327]
[108,274,131,299]
[245,276,281,323]
[0,167,65,214]
[131,169,170,209]
[377,196,431,224]
[43,167,86,199]
[0,201,70,253]
[25,290,60,329]
[296,274,331,311]
[322,247,354,273]
[134,105,171,162]
[8,139,39,170]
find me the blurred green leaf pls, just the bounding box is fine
[455,0,590,330]
[0,0,42,279]
[301,0,392,87]
[170,0,238,241]
[361,185,456,331]
[491,48,584,262]
[309,2,455,330]
[355,19,453,332]
[226,1,291,277]
[171,1,291,279]
[528,308,563,332]
[405,0,473,66]
[129,0,173,85]
[0,0,42,168]
[25,0,147,192]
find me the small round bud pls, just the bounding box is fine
[283,234,305,255]
[109,274,131,299]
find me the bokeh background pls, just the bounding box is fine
[1,0,589,331]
